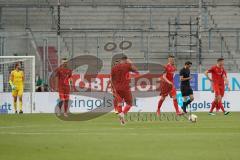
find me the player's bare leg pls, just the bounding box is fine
[156,96,166,116]
[19,96,23,114]
[13,96,18,114]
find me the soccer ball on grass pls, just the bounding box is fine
[188,114,198,123]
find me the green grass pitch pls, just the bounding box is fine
[0,112,239,160]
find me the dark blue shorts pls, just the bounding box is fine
[180,86,193,97]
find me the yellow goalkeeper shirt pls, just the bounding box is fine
[11,70,24,86]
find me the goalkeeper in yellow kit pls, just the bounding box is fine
[9,63,24,114]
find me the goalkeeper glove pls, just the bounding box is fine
[9,80,16,90]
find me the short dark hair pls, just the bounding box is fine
[112,54,127,67]
[185,61,192,65]
[15,63,19,68]
[121,55,128,60]
[114,59,120,64]
[217,58,224,62]
[168,55,175,58]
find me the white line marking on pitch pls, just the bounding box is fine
[0,132,239,136]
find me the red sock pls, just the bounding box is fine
[123,105,131,114]
[64,100,68,113]
[113,98,119,111]
[114,105,121,113]
[209,101,216,112]
[157,99,164,110]
[218,101,225,112]
[114,105,117,111]
[114,97,122,113]
[216,101,221,111]
[117,105,122,113]
[173,99,180,113]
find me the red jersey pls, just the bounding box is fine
[162,63,176,83]
[56,67,72,90]
[208,65,227,85]
[111,63,132,91]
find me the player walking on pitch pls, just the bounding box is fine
[55,58,72,117]
[205,58,230,115]
[9,63,24,114]
[156,55,183,116]
[179,61,194,113]
[110,59,121,114]
[111,55,138,125]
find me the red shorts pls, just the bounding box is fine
[59,87,70,101]
[114,89,133,106]
[213,84,225,97]
[160,80,176,97]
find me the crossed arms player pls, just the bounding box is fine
[55,58,73,117]
[156,55,183,116]
[179,61,194,113]
[111,55,138,125]
[9,63,24,114]
[205,58,230,115]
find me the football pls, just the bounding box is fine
[189,114,198,123]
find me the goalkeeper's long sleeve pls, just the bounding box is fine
[9,80,16,90]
